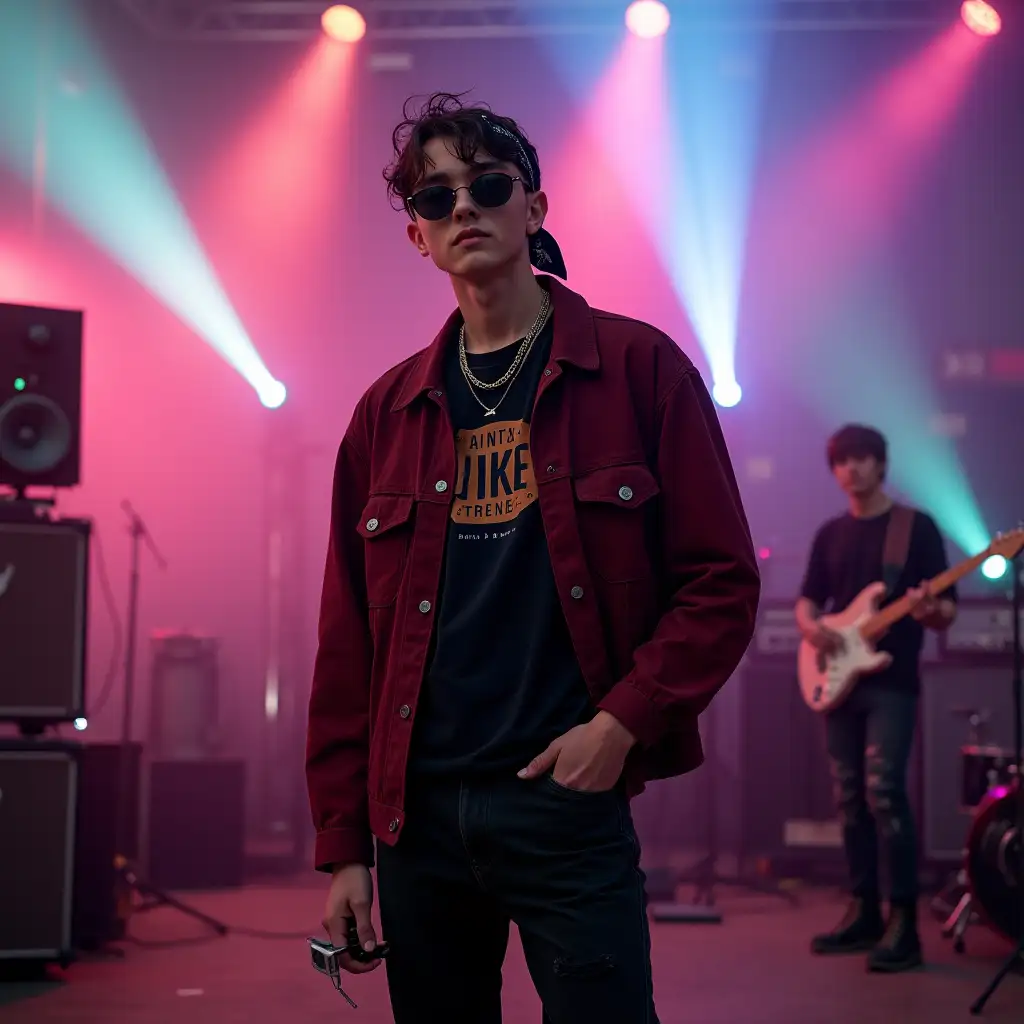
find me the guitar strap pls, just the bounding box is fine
[881,503,916,594]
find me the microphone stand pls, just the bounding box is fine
[111,500,227,938]
[969,550,1024,1015]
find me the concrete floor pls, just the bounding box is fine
[0,880,1021,1023]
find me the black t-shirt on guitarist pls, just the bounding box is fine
[800,508,956,692]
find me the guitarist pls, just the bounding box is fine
[795,424,957,972]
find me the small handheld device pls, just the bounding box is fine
[307,920,390,1009]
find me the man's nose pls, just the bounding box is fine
[452,185,480,219]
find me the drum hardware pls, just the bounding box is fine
[961,745,1014,811]
[968,544,1023,1017]
[936,767,1019,956]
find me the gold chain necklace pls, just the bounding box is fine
[458,290,551,391]
[458,301,552,418]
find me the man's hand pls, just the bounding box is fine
[908,585,956,630]
[517,711,636,793]
[803,622,845,655]
[322,863,382,975]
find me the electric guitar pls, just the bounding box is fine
[798,529,1024,713]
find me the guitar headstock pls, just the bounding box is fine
[988,527,1024,562]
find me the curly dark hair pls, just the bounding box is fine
[383,91,540,213]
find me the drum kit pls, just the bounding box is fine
[936,733,1020,954]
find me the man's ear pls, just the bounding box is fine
[526,189,548,237]
[407,220,430,256]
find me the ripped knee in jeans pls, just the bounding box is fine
[866,746,909,837]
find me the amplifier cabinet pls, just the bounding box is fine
[0,742,78,961]
[0,518,89,722]
[921,659,1020,863]
[73,742,142,949]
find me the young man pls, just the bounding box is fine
[306,93,760,1023]
[796,423,957,973]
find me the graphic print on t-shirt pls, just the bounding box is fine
[451,419,537,526]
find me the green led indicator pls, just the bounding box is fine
[13,377,26,391]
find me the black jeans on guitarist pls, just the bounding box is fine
[825,685,918,906]
[376,771,658,1024]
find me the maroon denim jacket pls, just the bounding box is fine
[306,278,760,870]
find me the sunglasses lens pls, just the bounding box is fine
[412,186,454,221]
[471,173,515,208]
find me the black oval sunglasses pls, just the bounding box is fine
[406,172,523,222]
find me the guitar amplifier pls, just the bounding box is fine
[0,742,78,961]
[0,518,89,722]
[751,602,802,658]
[920,658,1020,863]
[941,599,1023,658]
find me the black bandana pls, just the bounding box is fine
[479,114,568,280]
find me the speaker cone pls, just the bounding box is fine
[0,393,72,474]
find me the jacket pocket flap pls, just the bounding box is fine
[573,464,660,508]
[357,494,414,539]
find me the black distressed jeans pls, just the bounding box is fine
[824,684,919,906]
[376,771,658,1024]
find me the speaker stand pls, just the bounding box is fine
[0,491,55,522]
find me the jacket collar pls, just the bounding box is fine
[391,276,599,412]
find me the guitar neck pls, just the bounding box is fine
[862,550,988,640]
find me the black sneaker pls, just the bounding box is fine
[867,904,923,973]
[811,898,885,955]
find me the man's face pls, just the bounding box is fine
[406,136,547,281]
[832,454,884,497]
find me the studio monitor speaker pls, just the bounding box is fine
[0,302,83,489]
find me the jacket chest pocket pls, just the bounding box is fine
[358,494,414,607]
[573,464,660,583]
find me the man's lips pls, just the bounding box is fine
[453,228,487,246]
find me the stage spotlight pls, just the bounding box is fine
[982,554,1008,580]
[73,718,88,731]
[259,380,288,409]
[322,4,366,43]
[712,379,742,408]
[961,1,1002,36]
[625,1,671,39]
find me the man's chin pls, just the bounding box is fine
[443,249,510,280]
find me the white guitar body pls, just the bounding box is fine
[798,582,894,713]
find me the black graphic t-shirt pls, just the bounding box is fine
[800,508,956,692]
[410,316,594,776]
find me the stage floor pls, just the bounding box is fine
[1,881,1021,1022]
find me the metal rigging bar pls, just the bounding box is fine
[116,0,953,42]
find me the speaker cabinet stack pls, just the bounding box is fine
[1,302,88,964]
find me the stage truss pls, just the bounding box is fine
[115,0,954,42]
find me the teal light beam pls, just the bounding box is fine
[791,266,991,559]
[0,0,284,406]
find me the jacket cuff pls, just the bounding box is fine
[597,681,666,749]
[314,827,375,873]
